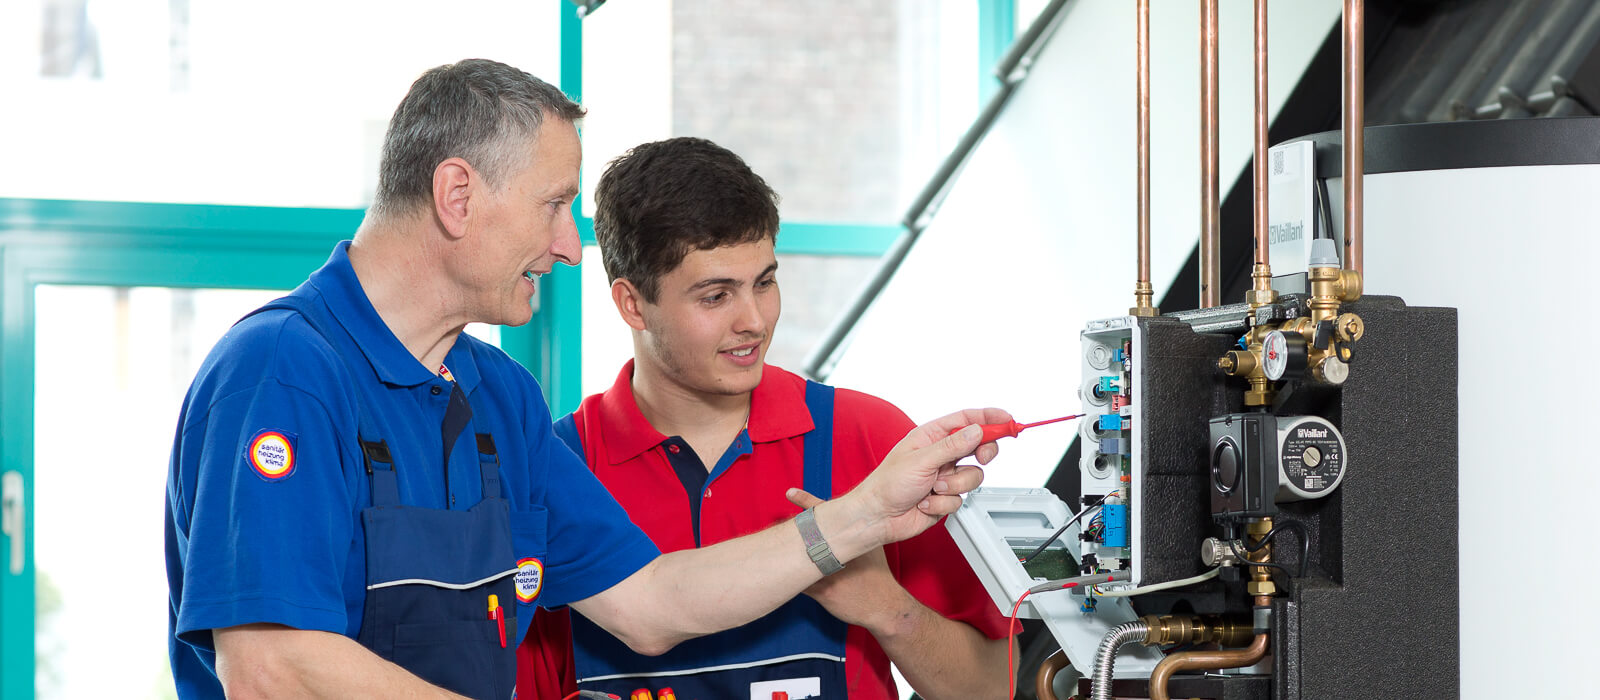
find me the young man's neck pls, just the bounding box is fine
[630,359,753,454]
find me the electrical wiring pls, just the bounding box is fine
[1003,572,1128,699]
[1006,588,1033,700]
[1242,519,1312,578]
[1018,491,1118,564]
[1091,567,1221,598]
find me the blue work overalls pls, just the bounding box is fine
[249,296,519,699]
[559,381,849,700]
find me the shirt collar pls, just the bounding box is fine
[595,360,814,465]
[303,241,477,391]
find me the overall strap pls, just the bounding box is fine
[801,380,835,499]
[553,413,585,463]
[241,295,397,505]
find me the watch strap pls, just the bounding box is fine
[795,507,844,576]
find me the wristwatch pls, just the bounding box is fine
[795,507,845,576]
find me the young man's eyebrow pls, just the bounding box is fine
[685,264,779,293]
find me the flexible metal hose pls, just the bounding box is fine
[1090,620,1150,700]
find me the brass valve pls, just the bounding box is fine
[1139,614,1255,648]
[1219,266,1364,406]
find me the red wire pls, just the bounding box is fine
[1007,581,1087,698]
[561,692,580,700]
[1007,589,1033,700]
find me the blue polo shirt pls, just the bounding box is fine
[164,241,659,698]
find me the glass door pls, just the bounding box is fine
[32,285,283,699]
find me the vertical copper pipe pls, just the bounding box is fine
[1344,0,1365,273]
[1131,0,1157,316]
[1252,0,1269,266]
[1199,0,1220,308]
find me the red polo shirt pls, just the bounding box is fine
[516,362,1011,699]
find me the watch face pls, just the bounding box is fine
[1263,330,1289,380]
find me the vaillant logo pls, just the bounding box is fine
[1270,222,1304,244]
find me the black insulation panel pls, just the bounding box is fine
[1116,297,1457,699]
[1133,316,1242,584]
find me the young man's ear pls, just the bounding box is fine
[432,157,476,240]
[612,278,649,331]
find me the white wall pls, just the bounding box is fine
[828,1,1591,695]
[829,0,1342,486]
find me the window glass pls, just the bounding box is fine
[0,0,560,208]
[579,0,979,224]
[31,284,496,698]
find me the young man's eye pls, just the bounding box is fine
[757,278,777,289]
[701,291,729,305]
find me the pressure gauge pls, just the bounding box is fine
[1261,330,1308,381]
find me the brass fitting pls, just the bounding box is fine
[1245,263,1277,308]
[1335,312,1364,342]
[1244,377,1275,407]
[1218,350,1256,376]
[1246,518,1277,597]
[1130,280,1159,317]
[1139,614,1255,648]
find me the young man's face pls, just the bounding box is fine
[465,118,583,326]
[633,238,781,399]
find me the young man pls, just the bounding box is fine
[164,61,1006,699]
[517,137,1016,700]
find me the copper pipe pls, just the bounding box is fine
[1035,649,1071,700]
[1147,632,1271,700]
[1199,0,1221,308]
[1252,0,1269,266]
[1131,0,1157,317]
[1343,0,1365,273]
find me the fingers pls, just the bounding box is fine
[785,487,825,509]
[930,464,984,496]
[917,493,967,517]
[920,407,1015,442]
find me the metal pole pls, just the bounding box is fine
[1344,0,1365,273]
[1200,0,1221,308]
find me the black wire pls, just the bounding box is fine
[1242,519,1312,579]
[1315,176,1335,241]
[1019,493,1111,565]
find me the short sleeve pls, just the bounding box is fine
[529,415,660,608]
[172,377,357,650]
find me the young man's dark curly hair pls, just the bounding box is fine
[593,137,780,302]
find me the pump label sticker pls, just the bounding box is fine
[247,430,297,481]
[515,557,544,603]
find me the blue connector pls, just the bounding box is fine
[1097,375,1119,393]
[1100,504,1129,547]
[1112,348,1126,363]
[1099,437,1124,455]
[1097,414,1124,431]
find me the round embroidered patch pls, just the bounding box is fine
[515,557,544,603]
[248,430,296,481]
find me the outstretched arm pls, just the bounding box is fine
[569,408,1008,656]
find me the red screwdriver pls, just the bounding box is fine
[951,414,1085,442]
